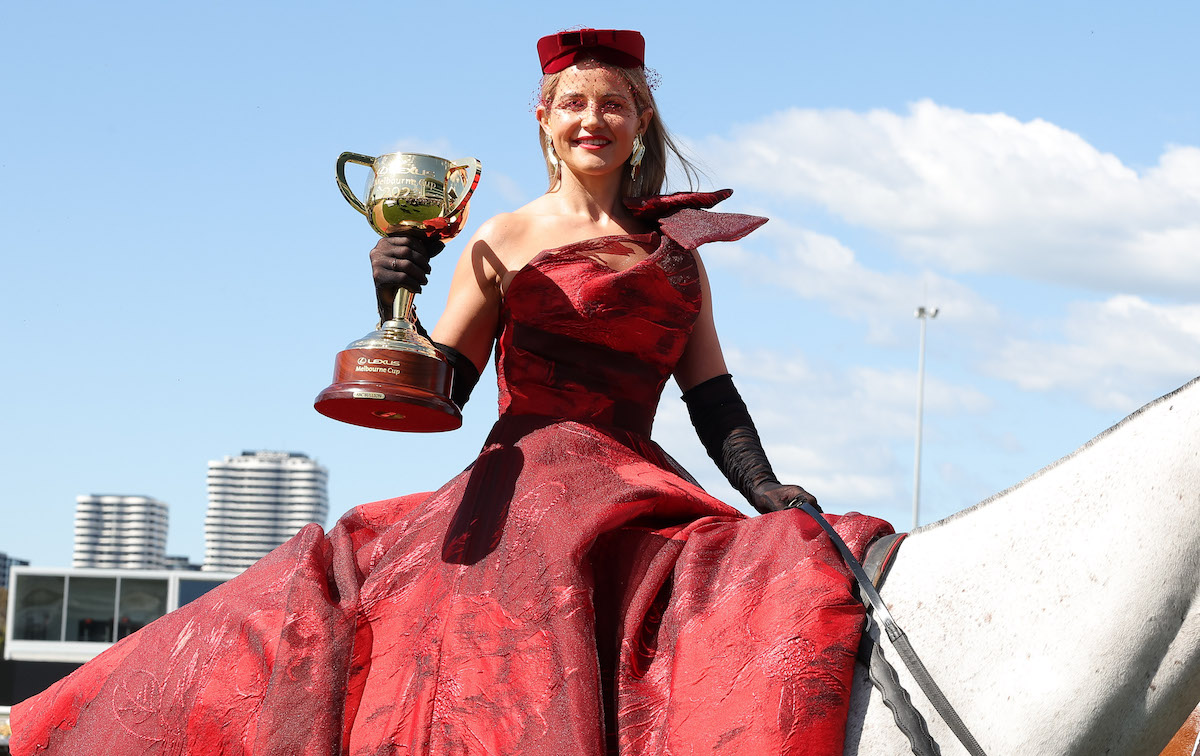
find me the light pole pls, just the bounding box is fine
[912,305,939,530]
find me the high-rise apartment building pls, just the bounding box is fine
[72,495,169,569]
[1,551,30,589]
[204,451,329,572]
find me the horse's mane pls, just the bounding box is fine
[913,375,1200,534]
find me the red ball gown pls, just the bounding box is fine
[12,191,892,755]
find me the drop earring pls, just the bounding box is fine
[545,135,561,184]
[629,133,645,182]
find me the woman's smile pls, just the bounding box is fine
[574,136,612,150]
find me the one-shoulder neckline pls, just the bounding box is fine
[502,232,662,302]
[541,231,659,257]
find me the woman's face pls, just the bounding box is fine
[537,64,653,182]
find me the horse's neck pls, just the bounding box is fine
[884,377,1200,755]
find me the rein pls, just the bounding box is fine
[792,501,989,756]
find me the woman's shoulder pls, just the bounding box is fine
[470,212,524,249]
[467,200,564,270]
[470,195,555,246]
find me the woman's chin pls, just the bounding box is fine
[563,159,628,180]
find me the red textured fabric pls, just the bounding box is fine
[11,195,891,755]
[624,188,734,216]
[626,189,768,249]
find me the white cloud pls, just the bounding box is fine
[657,100,1200,522]
[697,100,1200,298]
[714,219,999,342]
[982,296,1200,409]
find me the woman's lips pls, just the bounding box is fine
[574,137,611,150]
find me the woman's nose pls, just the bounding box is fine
[580,102,604,127]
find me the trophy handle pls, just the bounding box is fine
[336,152,376,216]
[444,158,482,218]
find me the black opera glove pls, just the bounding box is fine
[681,374,819,515]
[431,341,481,410]
[369,230,446,322]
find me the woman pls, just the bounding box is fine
[12,29,891,756]
[376,28,815,518]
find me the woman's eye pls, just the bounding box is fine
[556,98,585,111]
[603,101,632,114]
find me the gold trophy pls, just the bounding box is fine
[315,152,482,432]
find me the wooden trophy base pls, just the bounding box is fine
[314,334,462,432]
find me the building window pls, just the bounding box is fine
[66,576,117,642]
[13,574,65,641]
[178,579,224,606]
[117,578,169,638]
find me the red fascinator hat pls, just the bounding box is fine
[537,29,645,74]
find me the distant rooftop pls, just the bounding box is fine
[80,494,157,500]
[239,451,309,459]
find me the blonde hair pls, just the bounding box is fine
[537,60,699,198]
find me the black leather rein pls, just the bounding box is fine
[792,501,988,756]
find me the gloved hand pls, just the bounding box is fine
[754,482,819,514]
[369,230,446,321]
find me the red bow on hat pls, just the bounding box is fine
[537,29,645,74]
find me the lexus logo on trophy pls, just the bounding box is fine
[315,151,482,432]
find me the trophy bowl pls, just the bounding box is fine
[315,151,481,432]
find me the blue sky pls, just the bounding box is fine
[2,1,1198,567]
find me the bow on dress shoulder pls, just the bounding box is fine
[625,189,767,248]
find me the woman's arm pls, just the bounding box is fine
[673,251,818,514]
[429,230,504,374]
[672,251,729,391]
[428,211,542,373]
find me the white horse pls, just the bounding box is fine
[844,376,1200,755]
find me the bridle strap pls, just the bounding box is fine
[792,501,989,756]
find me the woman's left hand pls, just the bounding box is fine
[752,482,820,514]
